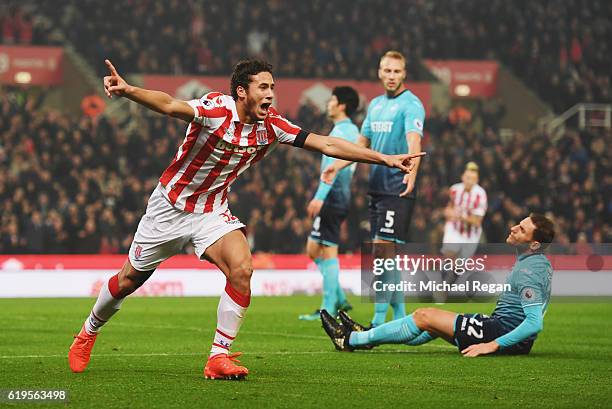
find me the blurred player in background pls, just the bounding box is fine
[68,58,423,380]
[321,214,555,357]
[323,51,426,327]
[441,162,488,260]
[299,86,360,321]
[437,162,488,301]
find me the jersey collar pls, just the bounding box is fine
[517,250,544,261]
[385,89,408,100]
[229,100,240,122]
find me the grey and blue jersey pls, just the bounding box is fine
[361,89,425,196]
[492,252,553,341]
[319,118,359,210]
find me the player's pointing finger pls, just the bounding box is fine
[105,59,118,75]
[408,152,426,159]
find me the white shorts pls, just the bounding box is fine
[128,184,245,271]
[441,225,481,259]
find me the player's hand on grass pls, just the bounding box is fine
[307,199,324,219]
[321,164,338,184]
[103,59,130,98]
[461,341,500,357]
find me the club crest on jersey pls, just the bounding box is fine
[134,244,143,260]
[256,128,268,145]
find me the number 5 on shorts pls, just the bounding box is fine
[385,210,395,228]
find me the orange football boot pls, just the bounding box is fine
[204,352,249,380]
[68,326,98,373]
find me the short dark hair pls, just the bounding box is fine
[530,213,555,249]
[230,59,273,100]
[332,86,359,117]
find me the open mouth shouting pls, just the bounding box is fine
[258,102,272,118]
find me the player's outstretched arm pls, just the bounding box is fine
[103,59,194,122]
[319,135,369,183]
[327,135,370,171]
[303,133,424,173]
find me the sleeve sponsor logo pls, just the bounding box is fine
[521,287,534,300]
[414,119,423,131]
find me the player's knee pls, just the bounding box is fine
[306,240,320,260]
[229,259,253,292]
[412,308,432,330]
[306,247,317,260]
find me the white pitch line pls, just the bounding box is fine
[0,346,454,360]
[112,322,329,340]
[5,318,331,341]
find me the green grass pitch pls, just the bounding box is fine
[1,296,611,408]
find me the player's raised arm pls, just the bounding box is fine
[303,132,424,174]
[103,59,194,123]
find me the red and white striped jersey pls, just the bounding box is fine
[159,92,306,213]
[445,182,488,239]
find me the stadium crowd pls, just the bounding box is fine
[2,0,610,113]
[1,88,609,254]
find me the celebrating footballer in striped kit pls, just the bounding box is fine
[67,58,424,380]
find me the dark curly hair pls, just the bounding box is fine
[230,59,273,100]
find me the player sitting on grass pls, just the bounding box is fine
[321,213,554,357]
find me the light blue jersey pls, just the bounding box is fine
[492,252,553,340]
[361,89,425,197]
[318,118,359,210]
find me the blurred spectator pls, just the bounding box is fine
[81,91,106,119]
[3,0,609,112]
